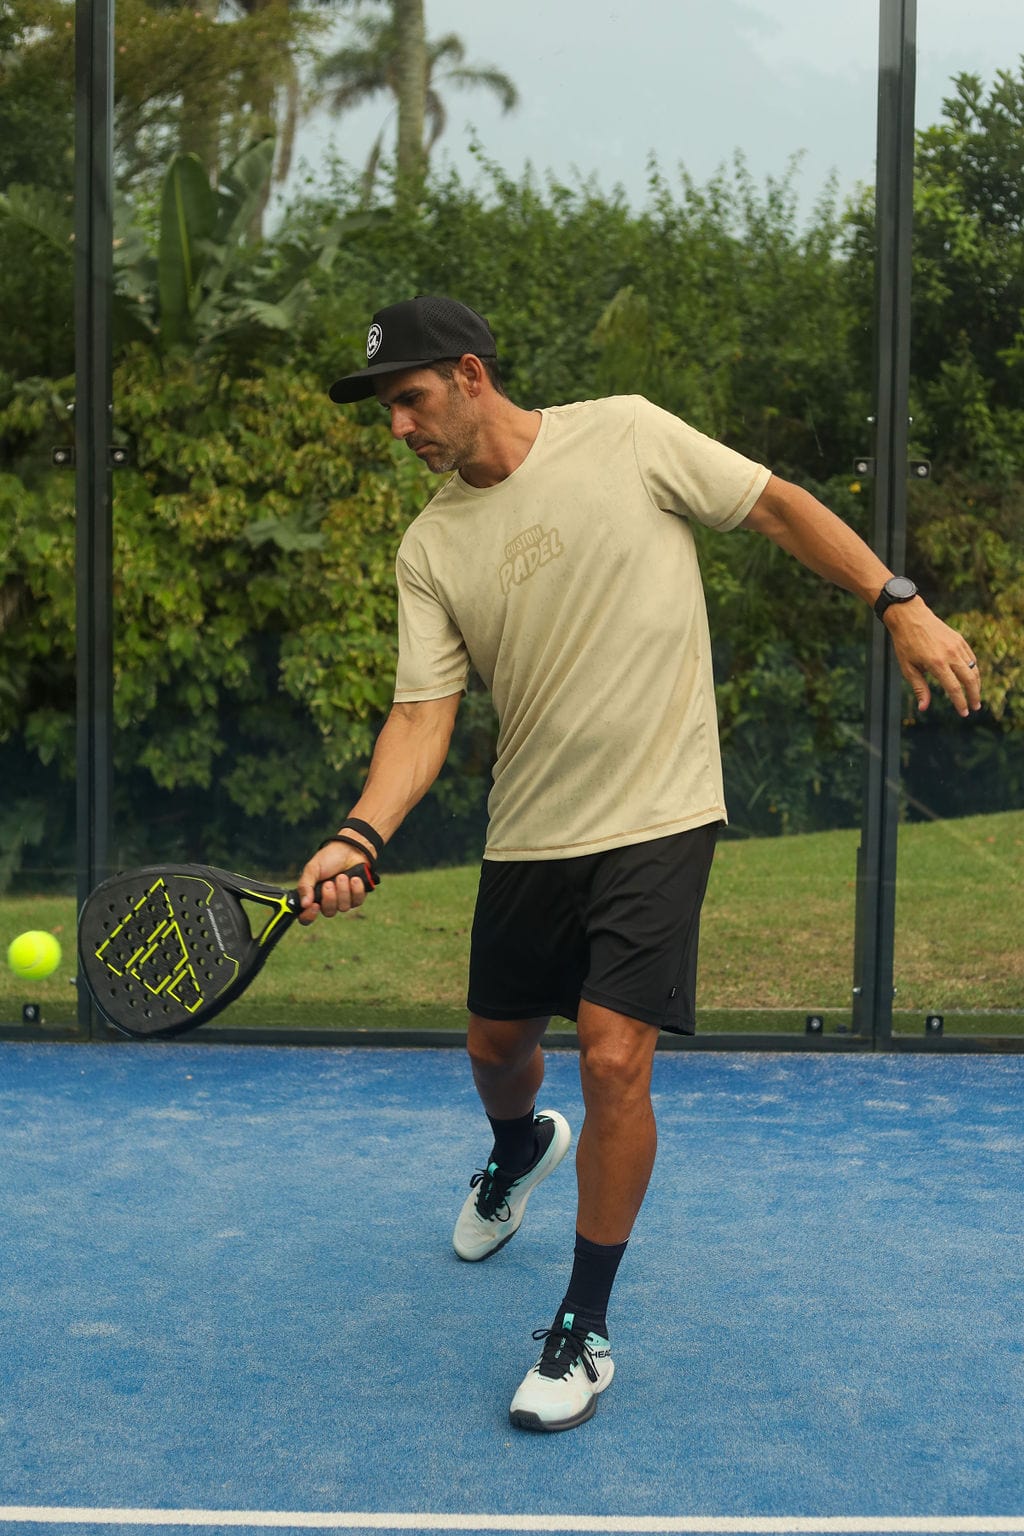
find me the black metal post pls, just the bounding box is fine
[74,0,115,1032]
[851,0,917,1043]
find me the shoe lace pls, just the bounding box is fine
[469,1162,516,1222]
[468,1123,549,1222]
[531,1323,599,1384]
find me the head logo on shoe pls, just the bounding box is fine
[509,1312,615,1431]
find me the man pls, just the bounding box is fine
[298,295,981,1433]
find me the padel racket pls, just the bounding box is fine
[77,862,377,1039]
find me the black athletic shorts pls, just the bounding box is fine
[466,822,719,1034]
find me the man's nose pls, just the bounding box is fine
[390,408,414,440]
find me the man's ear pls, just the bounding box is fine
[458,353,487,396]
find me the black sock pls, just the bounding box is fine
[486,1107,537,1172]
[558,1232,628,1340]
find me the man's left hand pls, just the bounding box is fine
[883,599,982,717]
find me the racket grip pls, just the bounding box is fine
[310,862,379,904]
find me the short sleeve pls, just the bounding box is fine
[393,550,470,702]
[632,396,771,530]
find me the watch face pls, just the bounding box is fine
[885,577,917,602]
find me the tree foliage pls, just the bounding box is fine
[0,351,436,880]
[112,0,325,196]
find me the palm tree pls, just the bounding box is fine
[392,0,427,188]
[316,0,519,195]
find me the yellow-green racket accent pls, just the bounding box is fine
[93,874,240,1015]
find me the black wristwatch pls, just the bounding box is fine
[874,576,918,619]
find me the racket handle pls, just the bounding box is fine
[309,862,379,905]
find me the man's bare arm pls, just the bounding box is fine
[741,474,982,718]
[298,692,462,920]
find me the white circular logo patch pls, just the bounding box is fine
[366,323,383,360]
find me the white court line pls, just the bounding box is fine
[1,1512,1024,1533]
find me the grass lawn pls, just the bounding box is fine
[1,810,1021,1037]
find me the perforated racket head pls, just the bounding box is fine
[77,864,287,1038]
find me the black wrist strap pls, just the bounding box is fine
[339,818,384,861]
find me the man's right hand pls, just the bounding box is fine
[297,848,373,923]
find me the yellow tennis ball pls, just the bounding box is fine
[7,930,62,981]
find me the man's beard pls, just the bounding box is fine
[415,443,459,473]
[408,387,477,473]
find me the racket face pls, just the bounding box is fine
[78,865,268,1038]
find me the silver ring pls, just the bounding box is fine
[967,660,978,670]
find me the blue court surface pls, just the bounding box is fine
[1,1042,1022,1536]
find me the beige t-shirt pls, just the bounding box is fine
[393,394,770,860]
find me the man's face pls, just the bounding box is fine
[374,363,479,474]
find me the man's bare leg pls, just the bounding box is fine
[508,1001,658,1430]
[452,1013,571,1264]
[574,1000,660,1244]
[465,1012,549,1119]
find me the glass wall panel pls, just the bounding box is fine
[97,0,894,1039]
[892,4,1024,1044]
[0,0,78,1032]
[1,6,1009,1041]
[99,0,1024,1041]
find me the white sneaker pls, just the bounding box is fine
[509,1310,615,1431]
[452,1109,571,1262]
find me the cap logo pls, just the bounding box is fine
[366,323,383,360]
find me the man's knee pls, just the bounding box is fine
[577,1005,658,1094]
[466,1013,548,1078]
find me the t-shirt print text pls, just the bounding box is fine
[498,523,564,594]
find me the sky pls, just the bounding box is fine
[285,0,1024,219]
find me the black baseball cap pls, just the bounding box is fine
[328,295,498,403]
